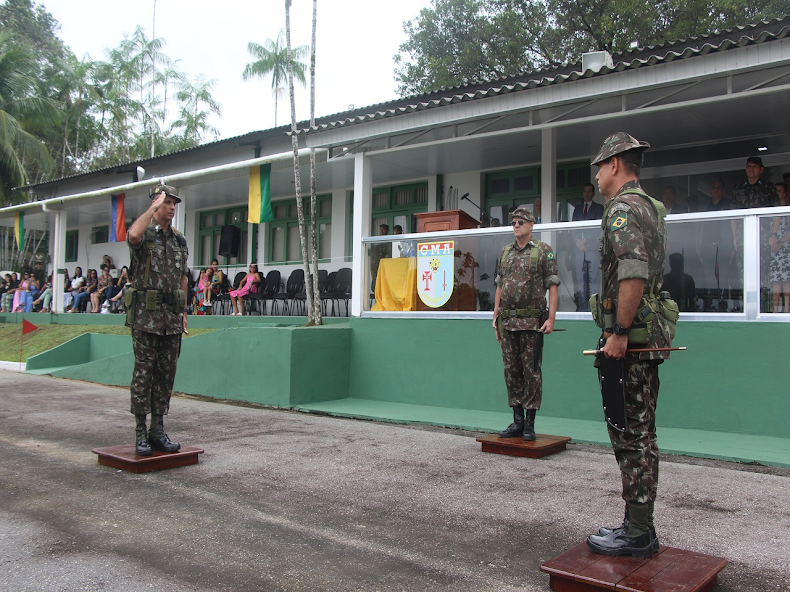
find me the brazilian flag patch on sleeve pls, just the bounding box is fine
[610,214,627,231]
[546,252,555,260]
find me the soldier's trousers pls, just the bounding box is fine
[130,328,181,416]
[499,329,542,409]
[602,359,660,504]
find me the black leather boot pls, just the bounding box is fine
[598,506,628,535]
[498,406,524,438]
[135,414,152,456]
[586,529,658,558]
[522,409,536,441]
[148,413,180,453]
[588,502,658,557]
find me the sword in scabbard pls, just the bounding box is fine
[582,346,687,356]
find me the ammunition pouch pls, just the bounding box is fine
[590,292,678,345]
[124,288,186,324]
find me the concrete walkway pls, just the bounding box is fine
[1,371,788,592]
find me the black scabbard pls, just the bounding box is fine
[598,355,628,433]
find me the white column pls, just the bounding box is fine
[174,197,186,233]
[541,127,557,223]
[51,208,66,313]
[427,175,438,212]
[351,153,372,317]
[742,214,760,320]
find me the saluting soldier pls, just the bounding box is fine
[586,133,669,558]
[492,206,559,441]
[126,184,189,456]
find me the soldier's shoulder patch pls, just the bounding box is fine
[610,213,627,231]
[610,202,631,213]
[546,251,555,260]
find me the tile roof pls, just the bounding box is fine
[295,16,790,135]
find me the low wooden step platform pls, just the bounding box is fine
[476,434,571,458]
[540,541,727,592]
[92,444,204,473]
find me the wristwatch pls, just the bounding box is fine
[612,321,630,335]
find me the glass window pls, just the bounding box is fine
[92,226,109,244]
[65,230,78,262]
[268,195,332,263]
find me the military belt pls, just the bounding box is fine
[135,289,176,306]
[500,308,540,319]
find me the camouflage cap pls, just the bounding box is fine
[591,132,650,165]
[510,206,536,223]
[149,184,181,203]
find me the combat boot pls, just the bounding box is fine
[148,413,180,453]
[598,506,628,535]
[522,409,536,441]
[587,503,659,558]
[498,406,524,438]
[135,414,152,456]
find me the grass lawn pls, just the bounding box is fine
[0,324,215,363]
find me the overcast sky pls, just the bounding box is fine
[41,0,431,140]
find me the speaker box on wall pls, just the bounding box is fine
[218,225,241,257]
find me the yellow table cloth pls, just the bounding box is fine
[372,257,417,311]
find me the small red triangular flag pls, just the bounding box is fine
[22,319,38,335]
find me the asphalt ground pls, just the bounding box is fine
[1,370,788,592]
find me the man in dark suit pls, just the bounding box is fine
[571,183,605,310]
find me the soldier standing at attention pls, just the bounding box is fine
[126,184,189,456]
[492,206,559,441]
[586,133,669,558]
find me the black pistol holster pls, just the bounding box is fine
[597,336,628,433]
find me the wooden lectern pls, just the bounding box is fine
[414,209,480,233]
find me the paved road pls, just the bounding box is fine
[1,370,788,591]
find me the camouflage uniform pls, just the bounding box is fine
[731,178,779,309]
[127,219,188,416]
[495,238,560,409]
[599,179,668,504]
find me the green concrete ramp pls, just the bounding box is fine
[295,398,790,468]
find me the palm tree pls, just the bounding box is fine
[242,29,308,127]
[0,32,56,204]
[171,74,222,148]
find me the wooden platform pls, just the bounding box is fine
[540,541,727,592]
[476,434,572,458]
[92,444,204,473]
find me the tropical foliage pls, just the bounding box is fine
[395,0,790,96]
[242,29,308,127]
[0,0,223,205]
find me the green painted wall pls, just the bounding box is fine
[16,314,790,441]
[347,318,790,440]
[26,325,352,409]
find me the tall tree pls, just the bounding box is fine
[285,0,318,325]
[0,32,56,204]
[171,74,222,148]
[242,29,308,127]
[395,0,790,96]
[307,0,322,324]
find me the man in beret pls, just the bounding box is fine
[493,205,559,441]
[126,184,189,456]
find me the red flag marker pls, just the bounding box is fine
[22,319,38,335]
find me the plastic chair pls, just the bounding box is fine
[271,269,304,316]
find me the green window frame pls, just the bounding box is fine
[65,230,78,262]
[198,206,256,267]
[484,162,591,223]
[268,194,332,264]
[92,225,109,244]
[370,182,429,234]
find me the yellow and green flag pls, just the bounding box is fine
[248,163,273,223]
[14,211,24,249]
